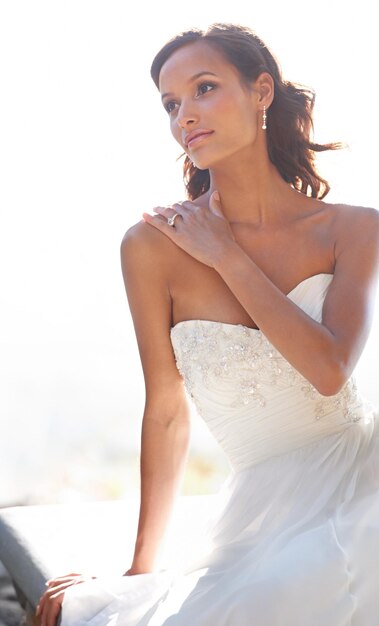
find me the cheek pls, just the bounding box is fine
[211,94,257,137]
[170,119,179,139]
[223,109,257,146]
[170,120,185,151]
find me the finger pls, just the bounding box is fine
[152,206,172,217]
[41,581,86,626]
[47,572,83,581]
[46,574,83,588]
[37,577,87,619]
[174,201,195,211]
[152,204,186,219]
[36,589,51,616]
[44,591,64,626]
[43,581,81,602]
[40,594,51,626]
[208,190,224,217]
[143,212,169,227]
[36,596,45,617]
[142,212,182,236]
[151,208,180,222]
[45,572,83,586]
[38,587,58,616]
[172,202,196,216]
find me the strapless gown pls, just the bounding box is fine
[61,273,379,625]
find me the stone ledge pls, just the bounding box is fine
[0,494,218,622]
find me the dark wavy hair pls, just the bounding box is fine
[150,23,345,201]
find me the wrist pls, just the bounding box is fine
[124,564,156,575]
[130,543,160,572]
[213,241,247,274]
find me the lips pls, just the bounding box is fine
[184,130,214,147]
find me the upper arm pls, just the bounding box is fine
[322,206,379,387]
[120,220,189,424]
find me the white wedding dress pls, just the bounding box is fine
[61,273,379,625]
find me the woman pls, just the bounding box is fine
[37,22,379,626]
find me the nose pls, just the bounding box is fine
[175,100,199,129]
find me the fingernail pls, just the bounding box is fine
[213,191,220,201]
[35,605,40,616]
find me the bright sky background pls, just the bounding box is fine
[1,0,378,504]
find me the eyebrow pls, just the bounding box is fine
[161,71,218,101]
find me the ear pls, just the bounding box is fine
[254,71,274,109]
[209,190,224,217]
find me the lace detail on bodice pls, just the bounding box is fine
[170,320,363,424]
[168,274,372,470]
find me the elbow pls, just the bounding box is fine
[315,359,348,397]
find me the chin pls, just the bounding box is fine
[191,143,241,171]
[192,153,227,171]
[189,150,220,171]
[192,161,209,171]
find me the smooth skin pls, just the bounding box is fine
[37,40,379,626]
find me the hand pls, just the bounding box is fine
[36,572,96,626]
[142,190,237,269]
[123,564,156,575]
[123,567,140,575]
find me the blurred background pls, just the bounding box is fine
[1,0,378,508]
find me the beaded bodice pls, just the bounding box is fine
[170,274,367,471]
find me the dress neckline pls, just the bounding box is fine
[170,272,334,334]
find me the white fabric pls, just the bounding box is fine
[61,273,379,625]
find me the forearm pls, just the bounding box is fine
[214,244,341,395]
[130,413,190,573]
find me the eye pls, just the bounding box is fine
[196,81,216,96]
[163,82,217,114]
[164,100,177,114]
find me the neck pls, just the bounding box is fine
[205,148,304,228]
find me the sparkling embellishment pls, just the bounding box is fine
[262,105,267,130]
[170,320,363,423]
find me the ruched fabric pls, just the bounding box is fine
[61,274,379,626]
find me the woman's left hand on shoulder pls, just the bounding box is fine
[142,191,237,268]
[36,572,96,626]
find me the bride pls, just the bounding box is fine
[37,22,379,626]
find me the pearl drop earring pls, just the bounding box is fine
[262,105,267,130]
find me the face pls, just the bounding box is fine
[158,40,262,170]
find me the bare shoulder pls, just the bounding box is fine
[120,218,181,272]
[119,219,189,413]
[330,203,379,285]
[121,218,172,252]
[319,203,379,389]
[331,203,379,238]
